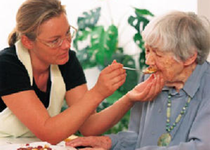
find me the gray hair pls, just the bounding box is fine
[142,11,210,64]
[8,0,66,46]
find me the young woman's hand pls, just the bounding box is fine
[93,60,126,99]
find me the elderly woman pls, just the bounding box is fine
[66,11,210,149]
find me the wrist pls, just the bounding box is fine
[122,93,135,107]
[90,86,106,102]
[101,136,112,150]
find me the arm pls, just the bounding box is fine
[66,94,210,150]
[65,132,138,150]
[2,62,125,145]
[79,72,164,136]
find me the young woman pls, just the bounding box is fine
[0,0,163,145]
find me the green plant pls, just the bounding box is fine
[73,7,138,95]
[128,8,154,70]
[72,7,154,134]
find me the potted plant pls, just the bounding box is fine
[72,7,154,134]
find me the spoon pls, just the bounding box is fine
[123,67,141,71]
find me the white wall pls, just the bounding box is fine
[198,0,210,20]
[1,0,208,88]
[0,0,25,50]
[197,0,210,61]
[0,0,198,50]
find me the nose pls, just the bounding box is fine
[60,38,71,50]
[145,52,155,66]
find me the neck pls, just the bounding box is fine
[32,62,50,92]
[29,52,50,76]
[29,53,50,92]
[32,63,49,76]
[165,63,197,92]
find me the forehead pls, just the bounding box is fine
[145,44,161,53]
[38,13,69,38]
[145,43,183,64]
[145,43,174,55]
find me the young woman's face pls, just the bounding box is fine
[145,44,185,82]
[31,13,71,66]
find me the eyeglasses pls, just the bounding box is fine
[36,25,77,48]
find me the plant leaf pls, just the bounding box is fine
[112,53,138,93]
[76,46,97,69]
[128,8,154,71]
[77,7,101,30]
[134,8,154,17]
[89,25,118,67]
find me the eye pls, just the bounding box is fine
[155,51,163,57]
[145,48,150,54]
[156,53,162,57]
[66,29,71,36]
[50,38,59,44]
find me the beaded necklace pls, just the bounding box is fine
[157,92,192,146]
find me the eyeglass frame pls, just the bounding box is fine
[35,25,77,48]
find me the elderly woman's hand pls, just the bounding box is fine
[93,60,126,99]
[126,72,165,102]
[65,136,111,150]
[79,148,106,150]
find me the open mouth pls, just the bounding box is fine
[143,66,157,74]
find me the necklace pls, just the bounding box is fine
[157,92,192,146]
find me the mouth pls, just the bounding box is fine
[59,51,69,58]
[143,66,158,74]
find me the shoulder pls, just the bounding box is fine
[203,61,210,75]
[0,46,21,68]
[0,46,26,71]
[67,50,79,65]
[0,46,17,59]
[69,49,76,58]
[196,62,210,106]
[200,62,210,84]
[0,46,31,96]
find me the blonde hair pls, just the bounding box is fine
[142,11,210,64]
[8,0,66,46]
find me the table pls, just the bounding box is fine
[0,137,76,150]
[0,137,40,145]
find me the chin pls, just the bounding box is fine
[57,57,69,65]
[59,60,68,65]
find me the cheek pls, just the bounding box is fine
[156,58,176,79]
[156,58,173,70]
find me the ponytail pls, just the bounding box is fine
[7,0,66,47]
[8,28,18,47]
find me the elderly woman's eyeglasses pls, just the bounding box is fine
[36,25,77,48]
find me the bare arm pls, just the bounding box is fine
[2,62,126,145]
[2,87,102,144]
[65,74,165,149]
[79,72,165,136]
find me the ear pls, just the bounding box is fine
[183,52,197,66]
[21,35,33,50]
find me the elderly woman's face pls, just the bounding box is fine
[145,44,185,82]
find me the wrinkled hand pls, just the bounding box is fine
[74,148,106,150]
[93,60,126,99]
[126,72,164,102]
[66,136,111,150]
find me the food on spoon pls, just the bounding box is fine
[143,66,157,74]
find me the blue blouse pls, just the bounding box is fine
[108,61,210,150]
